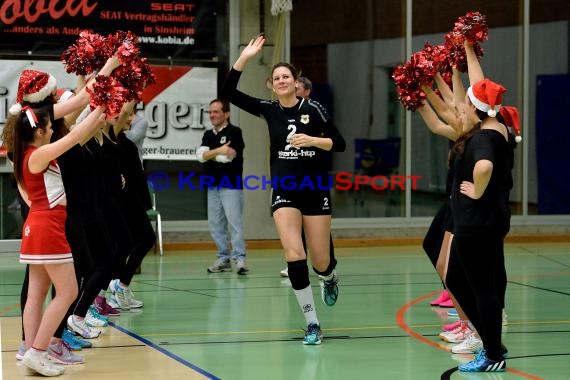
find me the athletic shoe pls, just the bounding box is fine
[451,333,483,354]
[236,259,249,275]
[502,309,508,326]
[280,267,289,277]
[430,290,450,306]
[16,342,26,360]
[303,323,323,345]
[439,321,472,343]
[113,283,132,310]
[439,298,454,308]
[93,295,121,316]
[442,320,462,332]
[22,348,65,376]
[67,315,101,339]
[86,307,108,327]
[459,349,506,372]
[108,279,119,294]
[207,259,232,273]
[63,329,91,349]
[448,308,459,318]
[47,340,84,365]
[320,270,339,306]
[125,287,144,308]
[107,296,121,310]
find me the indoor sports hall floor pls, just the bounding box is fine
[1,242,569,379]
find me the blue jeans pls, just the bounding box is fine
[207,188,245,261]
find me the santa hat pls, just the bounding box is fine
[467,78,506,117]
[499,106,522,143]
[56,89,75,103]
[9,70,57,115]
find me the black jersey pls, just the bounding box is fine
[58,143,99,221]
[222,68,346,184]
[451,129,513,236]
[118,132,152,211]
[200,123,244,188]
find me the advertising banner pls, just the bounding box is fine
[0,0,217,60]
[0,60,216,161]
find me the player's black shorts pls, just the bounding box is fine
[271,189,332,216]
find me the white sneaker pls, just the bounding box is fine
[113,283,132,310]
[451,333,483,354]
[236,259,249,275]
[67,315,101,339]
[279,267,289,277]
[108,279,119,294]
[16,342,27,361]
[439,321,472,343]
[125,287,144,308]
[85,309,108,327]
[107,296,120,309]
[22,348,65,376]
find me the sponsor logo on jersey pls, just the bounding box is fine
[278,149,317,159]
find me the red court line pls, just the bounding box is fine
[0,304,20,316]
[395,291,544,380]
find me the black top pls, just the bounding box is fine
[100,133,123,198]
[58,143,99,221]
[451,128,513,236]
[221,68,346,184]
[200,123,244,188]
[117,132,152,210]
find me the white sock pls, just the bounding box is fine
[321,270,336,281]
[293,285,319,325]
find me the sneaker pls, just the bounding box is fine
[439,321,472,343]
[442,320,462,332]
[67,315,101,339]
[439,298,454,308]
[430,290,450,306]
[113,283,132,310]
[93,295,121,316]
[107,296,121,310]
[63,329,91,349]
[459,349,506,372]
[236,259,249,275]
[303,323,323,345]
[280,267,289,277]
[207,259,232,273]
[22,348,65,376]
[320,270,339,306]
[16,342,27,360]
[108,279,119,294]
[86,307,108,327]
[502,309,508,326]
[48,340,84,365]
[125,287,144,308]
[451,333,483,354]
[447,308,459,318]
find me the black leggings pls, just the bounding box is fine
[446,232,506,360]
[70,217,115,317]
[115,196,155,286]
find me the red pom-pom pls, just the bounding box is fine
[87,76,130,117]
[392,63,426,112]
[61,31,114,75]
[442,33,484,73]
[452,11,489,44]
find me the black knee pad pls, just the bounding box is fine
[312,257,337,277]
[288,260,310,290]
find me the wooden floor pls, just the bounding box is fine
[1,242,569,379]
